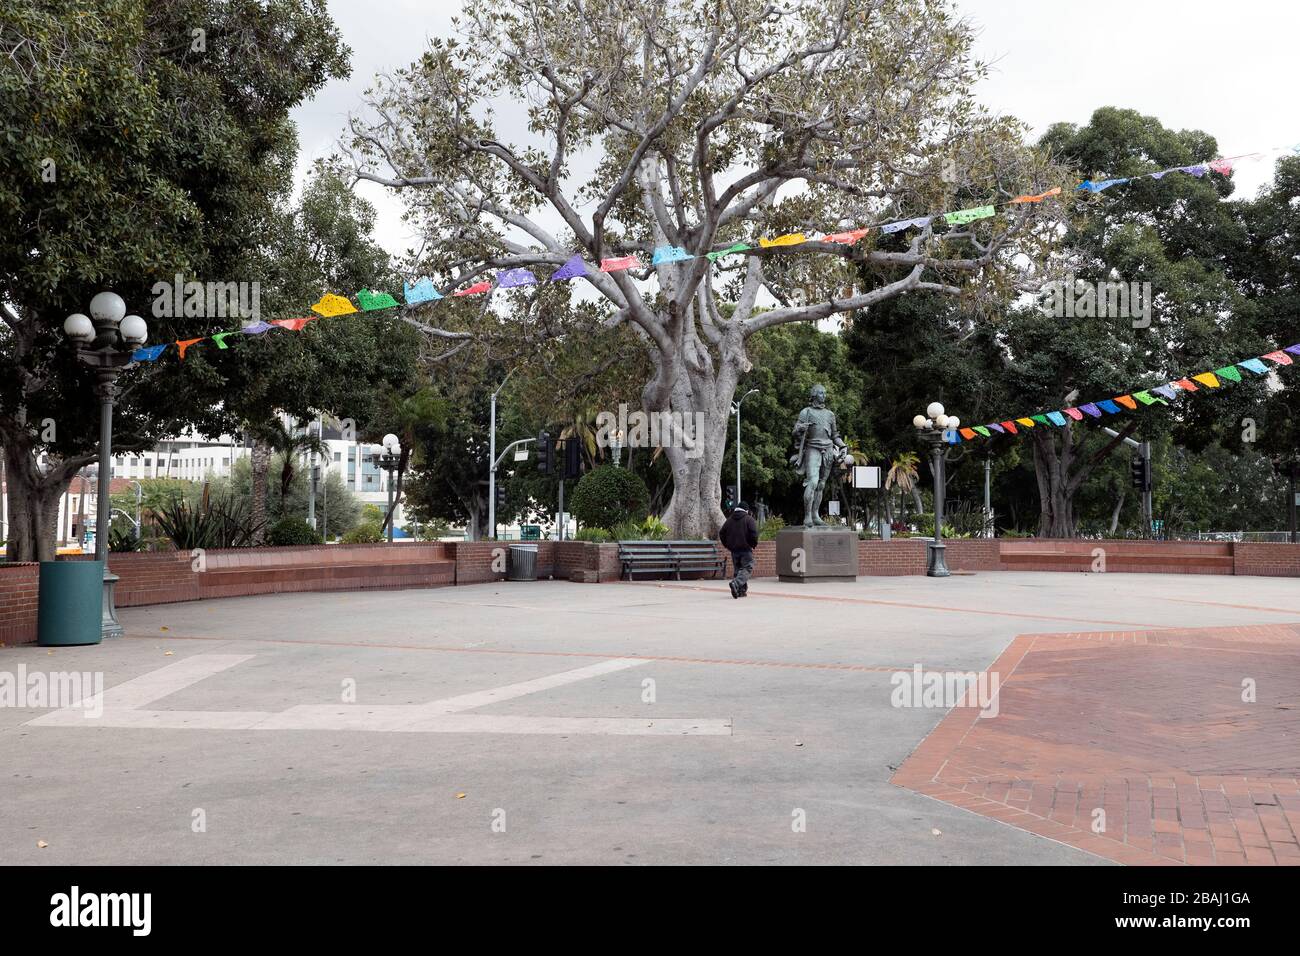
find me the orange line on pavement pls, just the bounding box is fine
[637,582,1168,630]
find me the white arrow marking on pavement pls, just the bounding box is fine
[25,654,732,736]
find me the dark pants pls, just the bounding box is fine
[730,549,754,592]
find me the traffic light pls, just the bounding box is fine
[1130,455,1151,492]
[562,436,582,481]
[536,430,553,475]
[723,485,736,512]
[495,481,507,512]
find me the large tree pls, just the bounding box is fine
[344,0,1062,536]
[0,0,349,559]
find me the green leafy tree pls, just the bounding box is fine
[0,0,350,559]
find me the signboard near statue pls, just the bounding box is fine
[776,384,860,583]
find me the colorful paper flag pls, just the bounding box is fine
[1208,159,1234,176]
[310,293,357,317]
[1016,418,1035,428]
[880,216,931,235]
[357,288,399,311]
[1009,187,1062,204]
[705,243,751,262]
[1080,403,1102,417]
[973,425,991,437]
[1238,358,1269,375]
[1046,411,1067,426]
[943,205,995,225]
[1078,178,1129,193]
[550,254,589,281]
[599,255,640,273]
[1152,384,1179,400]
[1031,414,1050,425]
[1191,373,1220,388]
[453,280,492,296]
[176,338,204,360]
[1213,366,1242,383]
[131,344,169,362]
[211,331,240,349]
[496,268,537,288]
[271,318,313,331]
[759,233,807,249]
[1115,395,1138,409]
[651,246,692,265]
[404,278,442,303]
[1001,421,1018,435]
[1097,400,1121,414]
[987,423,1005,433]
[1063,408,1084,421]
[823,228,870,245]
[1173,378,1199,392]
[1262,350,1294,366]
[241,321,274,335]
[959,428,976,440]
[1133,390,1158,405]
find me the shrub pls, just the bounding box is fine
[569,465,649,530]
[758,516,785,540]
[268,517,324,546]
[153,497,259,550]
[610,515,669,541]
[574,527,612,542]
[341,523,384,544]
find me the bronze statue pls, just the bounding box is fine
[790,384,850,526]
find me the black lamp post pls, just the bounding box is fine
[370,434,402,543]
[913,402,959,578]
[62,292,148,638]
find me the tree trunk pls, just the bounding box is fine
[249,440,271,545]
[1108,487,1127,534]
[3,440,82,562]
[1032,431,1076,537]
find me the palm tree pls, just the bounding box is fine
[378,387,446,534]
[249,417,329,520]
[886,451,923,525]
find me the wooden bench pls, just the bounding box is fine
[999,540,1234,574]
[619,540,727,580]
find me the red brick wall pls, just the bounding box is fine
[110,551,201,606]
[1232,542,1300,577]
[0,563,39,646]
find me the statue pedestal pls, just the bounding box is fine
[775,526,858,583]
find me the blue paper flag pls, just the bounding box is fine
[651,245,692,265]
[131,344,169,362]
[404,277,443,304]
[1046,411,1068,426]
[1097,399,1121,414]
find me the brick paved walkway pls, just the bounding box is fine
[892,623,1300,865]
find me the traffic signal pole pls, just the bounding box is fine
[1104,427,1152,537]
[489,436,535,540]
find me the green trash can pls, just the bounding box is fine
[38,560,104,646]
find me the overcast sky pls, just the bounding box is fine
[290,0,1300,258]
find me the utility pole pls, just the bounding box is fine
[983,456,992,538]
[731,389,758,506]
[488,369,516,540]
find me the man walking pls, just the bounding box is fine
[719,501,759,598]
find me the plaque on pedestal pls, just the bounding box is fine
[775,526,858,582]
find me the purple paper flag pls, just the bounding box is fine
[550,254,589,282]
[1080,403,1102,417]
[241,321,274,335]
[987,423,1005,434]
[1152,384,1178,400]
[1284,344,1300,356]
[496,268,536,288]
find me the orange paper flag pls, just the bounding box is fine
[1009,187,1063,204]
[1115,395,1137,409]
[176,338,204,360]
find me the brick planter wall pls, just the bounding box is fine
[0,563,39,646]
[1232,542,1300,577]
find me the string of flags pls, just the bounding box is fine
[948,345,1300,444]
[131,143,1299,366]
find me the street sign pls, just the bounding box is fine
[853,466,880,489]
[828,500,841,516]
[514,448,530,462]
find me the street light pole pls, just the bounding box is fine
[488,369,515,541]
[63,293,149,639]
[371,434,402,543]
[913,402,959,578]
[731,389,758,505]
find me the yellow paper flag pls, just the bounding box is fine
[1192,372,1221,388]
[310,293,358,317]
[759,233,807,249]
[1016,417,1035,428]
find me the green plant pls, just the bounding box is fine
[153,498,259,550]
[267,517,324,546]
[758,516,786,540]
[108,525,142,553]
[574,527,612,542]
[341,522,384,544]
[569,465,649,530]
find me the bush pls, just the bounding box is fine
[610,515,669,541]
[341,523,384,544]
[153,497,259,550]
[569,465,649,530]
[267,517,324,546]
[574,527,612,542]
[758,516,785,540]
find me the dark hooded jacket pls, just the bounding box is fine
[718,509,758,552]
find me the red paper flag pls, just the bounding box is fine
[1262,350,1294,366]
[1000,421,1017,434]
[453,280,492,297]
[599,255,641,273]
[1174,378,1199,392]
[271,317,313,331]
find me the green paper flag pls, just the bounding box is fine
[211,331,239,349]
[973,425,990,437]
[1133,390,1157,405]
[944,205,995,226]
[706,242,751,262]
[1214,365,1242,383]
[1031,414,1049,425]
[357,288,399,311]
